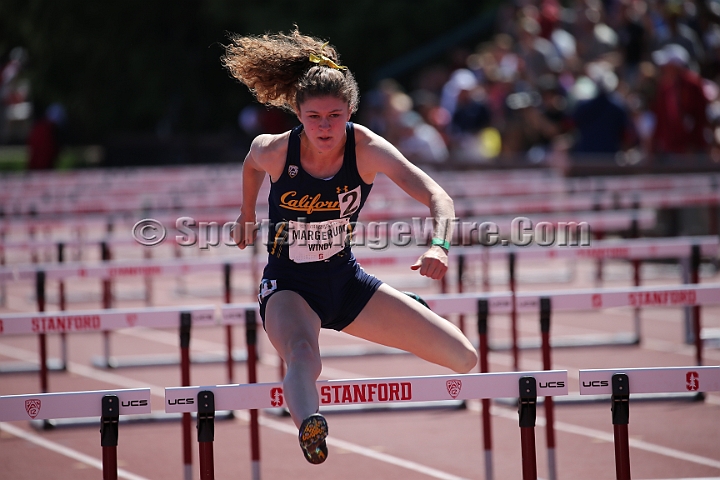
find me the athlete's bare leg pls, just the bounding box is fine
[342,284,478,373]
[264,290,323,428]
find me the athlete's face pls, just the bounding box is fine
[297,96,351,153]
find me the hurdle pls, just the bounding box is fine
[425,282,720,362]
[519,283,719,480]
[424,282,720,480]
[0,388,152,480]
[0,255,255,373]
[165,370,569,480]
[0,305,214,394]
[578,366,720,480]
[456,235,719,370]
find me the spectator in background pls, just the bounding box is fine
[649,43,709,156]
[27,103,63,170]
[440,69,478,118]
[654,1,705,72]
[572,63,637,155]
[410,88,452,147]
[396,110,449,165]
[618,0,650,87]
[516,15,564,80]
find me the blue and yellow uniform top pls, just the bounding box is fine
[266,122,372,265]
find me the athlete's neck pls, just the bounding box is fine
[300,131,345,179]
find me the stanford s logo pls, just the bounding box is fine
[686,371,699,391]
[25,399,41,419]
[288,165,299,178]
[270,387,284,407]
[446,380,462,399]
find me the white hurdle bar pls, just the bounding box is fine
[424,282,720,363]
[0,388,152,480]
[164,371,569,411]
[0,254,256,376]
[579,366,720,480]
[0,387,152,422]
[165,370,569,480]
[0,305,214,392]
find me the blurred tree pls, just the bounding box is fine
[0,0,496,142]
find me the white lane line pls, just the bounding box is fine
[255,414,470,480]
[0,422,150,480]
[0,343,165,398]
[116,327,231,352]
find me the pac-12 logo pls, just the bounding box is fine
[686,371,699,391]
[126,313,138,327]
[288,165,299,178]
[446,380,462,399]
[25,399,42,419]
[270,387,284,407]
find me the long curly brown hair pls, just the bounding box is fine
[222,28,359,114]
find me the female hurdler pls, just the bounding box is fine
[224,28,477,465]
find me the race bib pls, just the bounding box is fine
[288,218,349,263]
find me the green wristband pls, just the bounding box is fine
[431,237,450,252]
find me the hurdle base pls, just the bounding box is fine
[90,350,249,369]
[489,332,639,351]
[493,391,703,406]
[264,400,466,417]
[30,410,236,430]
[0,358,65,374]
[701,328,720,348]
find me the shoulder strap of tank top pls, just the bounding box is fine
[285,125,303,169]
[343,122,357,169]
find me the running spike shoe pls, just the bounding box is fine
[298,413,328,465]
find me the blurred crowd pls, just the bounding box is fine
[359,0,720,168]
[1,47,67,170]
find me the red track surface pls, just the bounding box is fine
[2,248,720,480]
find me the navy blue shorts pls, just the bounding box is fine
[258,252,383,331]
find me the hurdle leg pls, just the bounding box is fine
[39,334,49,393]
[457,255,466,333]
[58,242,68,370]
[539,298,557,480]
[246,310,261,480]
[180,312,193,480]
[611,374,631,480]
[197,391,215,480]
[594,230,605,287]
[0,236,6,307]
[477,299,493,480]
[101,241,114,368]
[690,245,704,369]
[223,263,235,384]
[518,376,537,480]
[100,395,120,480]
[481,246,490,292]
[144,248,153,306]
[631,259,642,344]
[36,270,50,395]
[508,252,519,371]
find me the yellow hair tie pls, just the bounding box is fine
[309,43,347,70]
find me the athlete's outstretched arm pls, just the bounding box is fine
[355,125,454,279]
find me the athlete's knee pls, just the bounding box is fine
[285,338,322,377]
[452,344,478,374]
